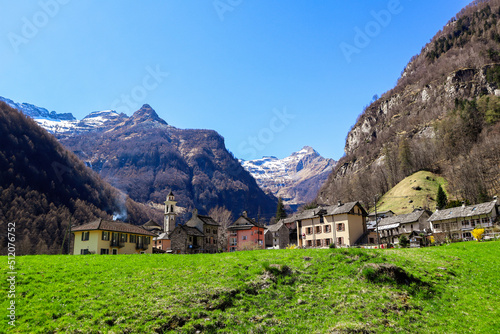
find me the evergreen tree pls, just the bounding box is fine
[436,185,448,210]
[275,197,287,221]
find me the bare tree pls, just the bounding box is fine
[208,206,233,252]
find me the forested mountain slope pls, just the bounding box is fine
[318,0,500,209]
[0,102,162,255]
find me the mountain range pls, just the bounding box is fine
[1,98,279,220]
[241,146,336,210]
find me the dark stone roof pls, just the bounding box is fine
[266,221,286,233]
[72,219,157,236]
[428,200,498,222]
[378,209,428,227]
[197,215,220,226]
[180,225,205,237]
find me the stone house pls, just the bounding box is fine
[227,211,265,252]
[170,224,205,254]
[428,197,499,241]
[377,209,431,245]
[265,221,290,249]
[170,209,220,254]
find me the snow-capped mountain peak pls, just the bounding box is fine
[241,147,336,209]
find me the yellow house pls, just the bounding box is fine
[72,219,157,255]
[294,201,368,248]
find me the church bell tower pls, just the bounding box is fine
[164,191,177,233]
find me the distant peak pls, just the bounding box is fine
[130,104,168,125]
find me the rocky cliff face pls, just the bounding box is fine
[344,66,499,157]
[317,1,500,207]
[241,146,336,209]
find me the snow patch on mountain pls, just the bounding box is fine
[241,146,336,209]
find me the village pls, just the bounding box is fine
[71,191,500,255]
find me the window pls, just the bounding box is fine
[81,231,89,241]
[325,238,331,246]
[242,236,248,240]
[230,237,237,246]
[336,223,345,232]
[213,229,217,234]
[306,227,313,235]
[336,237,344,246]
[319,216,324,224]
[112,249,118,255]
[315,226,322,234]
[434,224,440,229]
[120,233,127,243]
[130,235,136,243]
[307,240,312,247]
[316,239,321,247]
[102,231,110,241]
[410,224,413,231]
[258,240,263,245]
[100,249,109,255]
[206,238,209,244]
[189,236,193,242]
[324,225,331,233]
[80,249,90,255]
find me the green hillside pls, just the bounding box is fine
[373,171,449,215]
[2,241,500,333]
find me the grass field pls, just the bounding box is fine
[373,171,449,215]
[2,241,499,333]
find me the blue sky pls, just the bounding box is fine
[0,0,471,160]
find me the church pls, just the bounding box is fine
[144,191,220,254]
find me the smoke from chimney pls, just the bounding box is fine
[112,192,128,221]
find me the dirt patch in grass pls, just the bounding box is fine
[360,263,422,286]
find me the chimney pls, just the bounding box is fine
[242,211,248,218]
[192,208,198,218]
[337,200,342,207]
[494,196,498,204]
[462,201,466,208]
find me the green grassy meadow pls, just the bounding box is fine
[2,241,499,333]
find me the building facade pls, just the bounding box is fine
[265,221,290,249]
[227,212,265,252]
[170,209,220,254]
[378,209,431,245]
[293,201,368,248]
[428,197,499,241]
[72,219,156,255]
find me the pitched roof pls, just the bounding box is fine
[377,210,428,230]
[228,215,264,230]
[197,214,220,226]
[428,200,498,222]
[267,221,286,233]
[72,219,157,236]
[281,201,367,222]
[179,225,205,237]
[154,232,170,240]
[143,219,162,229]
